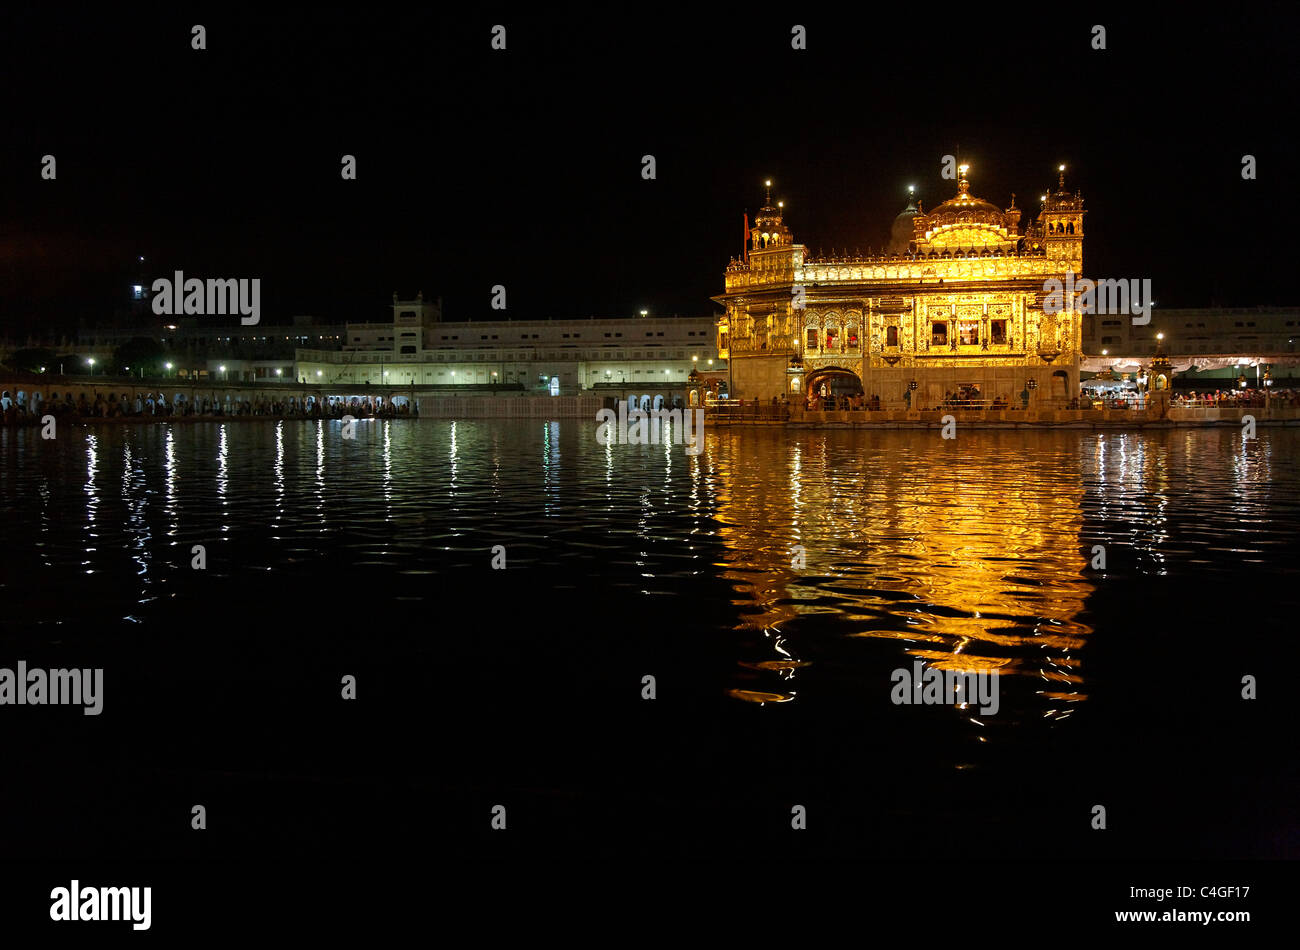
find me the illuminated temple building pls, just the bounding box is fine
[714,165,1086,406]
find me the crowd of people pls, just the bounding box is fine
[798,386,1300,413]
[0,389,417,425]
[1171,388,1300,408]
[805,393,883,411]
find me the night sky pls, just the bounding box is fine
[2,8,1296,337]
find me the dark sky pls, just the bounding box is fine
[2,7,1297,337]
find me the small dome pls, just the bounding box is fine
[887,198,919,254]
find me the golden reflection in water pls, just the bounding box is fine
[708,431,1094,706]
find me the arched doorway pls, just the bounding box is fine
[1052,369,1070,401]
[804,367,864,399]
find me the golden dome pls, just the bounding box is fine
[927,170,1001,217]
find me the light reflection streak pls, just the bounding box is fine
[315,419,325,529]
[123,439,151,585]
[273,421,284,528]
[82,433,99,573]
[216,424,229,531]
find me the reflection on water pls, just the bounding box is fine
[707,431,1092,715]
[1,421,1296,738]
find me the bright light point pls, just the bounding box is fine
[1059,164,1065,171]
[219,365,226,372]
[765,179,771,187]
[316,370,322,377]
[778,201,783,207]
[1157,332,1164,340]
[165,362,173,369]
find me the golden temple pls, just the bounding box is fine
[714,164,1086,407]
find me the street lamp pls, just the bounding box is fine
[640,310,648,318]
[87,357,95,375]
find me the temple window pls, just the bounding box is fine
[806,328,818,349]
[959,321,979,346]
[931,322,948,346]
[826,328,838,349]
[886,326,898,347]
[991,320,1007,345]
[848,328,859,347]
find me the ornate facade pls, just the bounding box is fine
[713,166,1085,407]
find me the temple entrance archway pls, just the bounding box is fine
[804,367,864,398]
